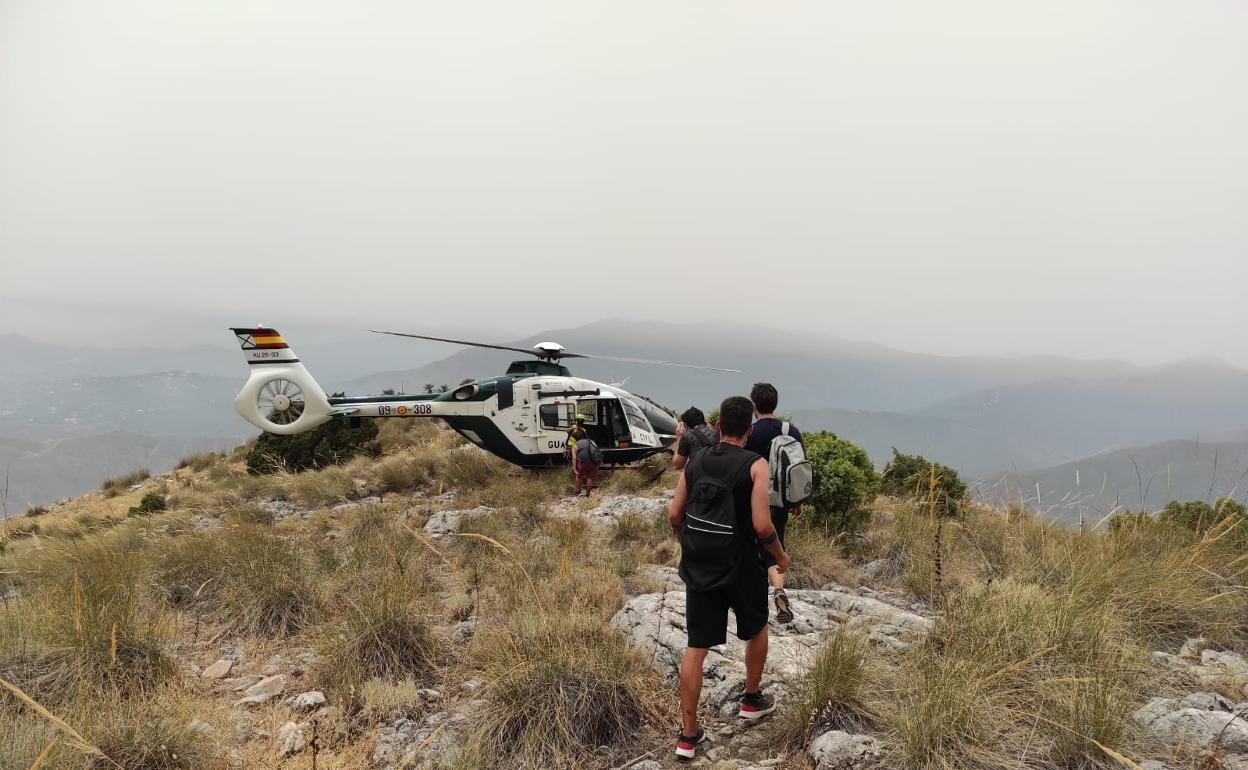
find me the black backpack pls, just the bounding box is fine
[678,449,757,591]
[685,424,719,455]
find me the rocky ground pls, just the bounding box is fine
[402,490,1248,769]
[7,458,1248,769]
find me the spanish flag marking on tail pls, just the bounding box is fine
[252,332,288,349]
[233,328,289,350]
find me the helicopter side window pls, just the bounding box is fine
[539,403,573,430]
[575,400,599,425]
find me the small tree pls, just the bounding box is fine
[880,449,967,516]
[128,491,167,516]
[803,432,880,534]
[246,418,380,474]
[1108,509,1155,534]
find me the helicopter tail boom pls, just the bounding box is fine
[230,327,333,435]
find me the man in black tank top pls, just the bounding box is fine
[667,396,791,760]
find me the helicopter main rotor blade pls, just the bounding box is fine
[563,351,742,373]
[368,330,536,357]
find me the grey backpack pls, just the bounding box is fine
[767,423,812,508]
[576,438,603,465]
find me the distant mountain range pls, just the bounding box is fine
[984,434,1248,526]
[0,430,241,515]
[3,320,1246,516]
[791,361,1248,477]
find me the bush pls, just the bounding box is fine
[178,527,322,638]
[1,544,175,704]
[128,492,167,516]
[467,610,666,766]
[88,705,220,770]
[286,465,355,506]
[101,468,151,497]
[315,588,438,711]
[886,579,1145,769]
[804,432,879,534]
[777,625,870,746]
[24,505,48,518]
[1160,497,1247,542]
[245,418,379,474]
[880,449,967,515]
[607,468,647,494]
[783,518,850,588]
[368,447,442,494]
[6,520,39,539]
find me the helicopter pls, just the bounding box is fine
[229,326,739,467]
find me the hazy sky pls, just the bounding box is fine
[2,1,1245,365]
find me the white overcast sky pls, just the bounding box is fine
[1,1,1245,365]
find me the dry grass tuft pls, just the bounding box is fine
[467,610,669,767]
[88,708,221,770]
[315,589,439,711]
[1,543,175,703]
[176,452,221,473]
[101,468,151,498]
[778,625,872,746]
[157,526,322,638]
[784,517,854,589]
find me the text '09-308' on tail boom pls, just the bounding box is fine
[230,326,739,468]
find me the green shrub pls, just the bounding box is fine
[1107,509,1155,534]
[880,449,967,516]
[128,492,167,516]
[1159,497,1247,542]
[804,432,879,534]
[245,418,380,474]
[24,505,48,518]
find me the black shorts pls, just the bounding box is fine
[685,571,768,649]
[761,506,789,568]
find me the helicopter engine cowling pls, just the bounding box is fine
[230,327,333,435]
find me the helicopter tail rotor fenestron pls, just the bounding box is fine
[230,327,332,434]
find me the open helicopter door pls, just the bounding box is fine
[618,398,659,448]
[558,396,632,450]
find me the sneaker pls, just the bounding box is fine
[674,728,706,760]
[739,691,776,721]
[774,589,794,624]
